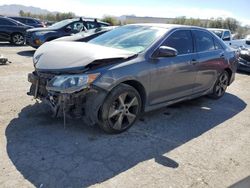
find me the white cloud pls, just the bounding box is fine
[1,0,248,25]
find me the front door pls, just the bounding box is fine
[149,30,198,105]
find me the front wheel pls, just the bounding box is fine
[99,84,142,134]
[11,33,25,45]
[208,71,229,99]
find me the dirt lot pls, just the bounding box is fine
[0,43,250,188]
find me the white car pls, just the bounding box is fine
[208,28,250,49]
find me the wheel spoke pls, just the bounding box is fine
[218,88,222,96]
[109,108,121,118]
[127,97,138,108]
[118,93,127,107]
[126,112,136,124]
[113,114,124,130]
[215,85,220,92]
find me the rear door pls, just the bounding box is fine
[149,29,198,105]
[192,29,226,93]
[0,18,16,41]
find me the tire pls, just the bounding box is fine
[208,71,229,99]
[11,33,25,45]
[99,84,142,134]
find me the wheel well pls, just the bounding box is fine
[225,68,232,85]
[11,32,23,38]
[122,80,146,112]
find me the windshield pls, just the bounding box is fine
[210,30,223,38]
[49,19,75,29]
[88,25,167,53]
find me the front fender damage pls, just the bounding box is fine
[28,81,107,126]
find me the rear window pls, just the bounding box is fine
[0,18,16,26]
[26,19,37,24]
[86,21,98,29]
[194,30,215,52]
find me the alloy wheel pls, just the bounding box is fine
[215,72,228,97]
[12,34,24,45]
[108,92,139,131]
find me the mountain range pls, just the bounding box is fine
[0,4,56,16]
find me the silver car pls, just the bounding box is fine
[28,24,238,133]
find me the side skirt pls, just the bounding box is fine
[144,89,212,113]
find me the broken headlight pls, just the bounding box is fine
[46,73,100,93]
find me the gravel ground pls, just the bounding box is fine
[0,43,250,188]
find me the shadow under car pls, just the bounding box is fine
[5,93,246,187]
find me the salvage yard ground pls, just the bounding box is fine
[0,43,250,188]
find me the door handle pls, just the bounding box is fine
[190,59,198,65]
[220,53,225,58]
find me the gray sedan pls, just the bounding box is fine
[28,24,238,133]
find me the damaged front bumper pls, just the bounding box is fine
[237,58,250,72]
[27,72,107,125]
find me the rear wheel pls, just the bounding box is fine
[209,71,229,99]
[99,84,141,134]
[11,33,25,45]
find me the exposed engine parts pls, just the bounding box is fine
[28,71,107,127]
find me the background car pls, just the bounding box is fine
[28,24,237,133]
[26,18,110,48]
[238,47,250,72]
[9,16,46,28]
[53,26,116,42]
[0,16,33,45]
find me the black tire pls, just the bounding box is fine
[208,71,229,99]
[11,33,25,45]
[99,84,142,134]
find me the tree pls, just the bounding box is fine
[101,15,119,26]
[19,10,24,16]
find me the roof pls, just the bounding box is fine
[207,28,230,31]
[129,23,204,30]
[10,16,40,20]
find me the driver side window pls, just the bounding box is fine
[163,30,194,55]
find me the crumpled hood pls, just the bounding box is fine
[34,41,136,70]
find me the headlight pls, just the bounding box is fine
[35,31,49,36]
[46,73,100,93]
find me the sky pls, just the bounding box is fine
[0,0,249,25]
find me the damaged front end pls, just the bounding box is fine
[27,71,107,125]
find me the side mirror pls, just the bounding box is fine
[153,46,178,58]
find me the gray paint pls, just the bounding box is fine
[33,24,237,112]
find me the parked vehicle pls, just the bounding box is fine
[238,46,250,72]
[26,18,110,48]
[10,16,46,28]
[53,26,116,42]
[208,28,250,49]
[0,16,33,45]
[28,24,237,133]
